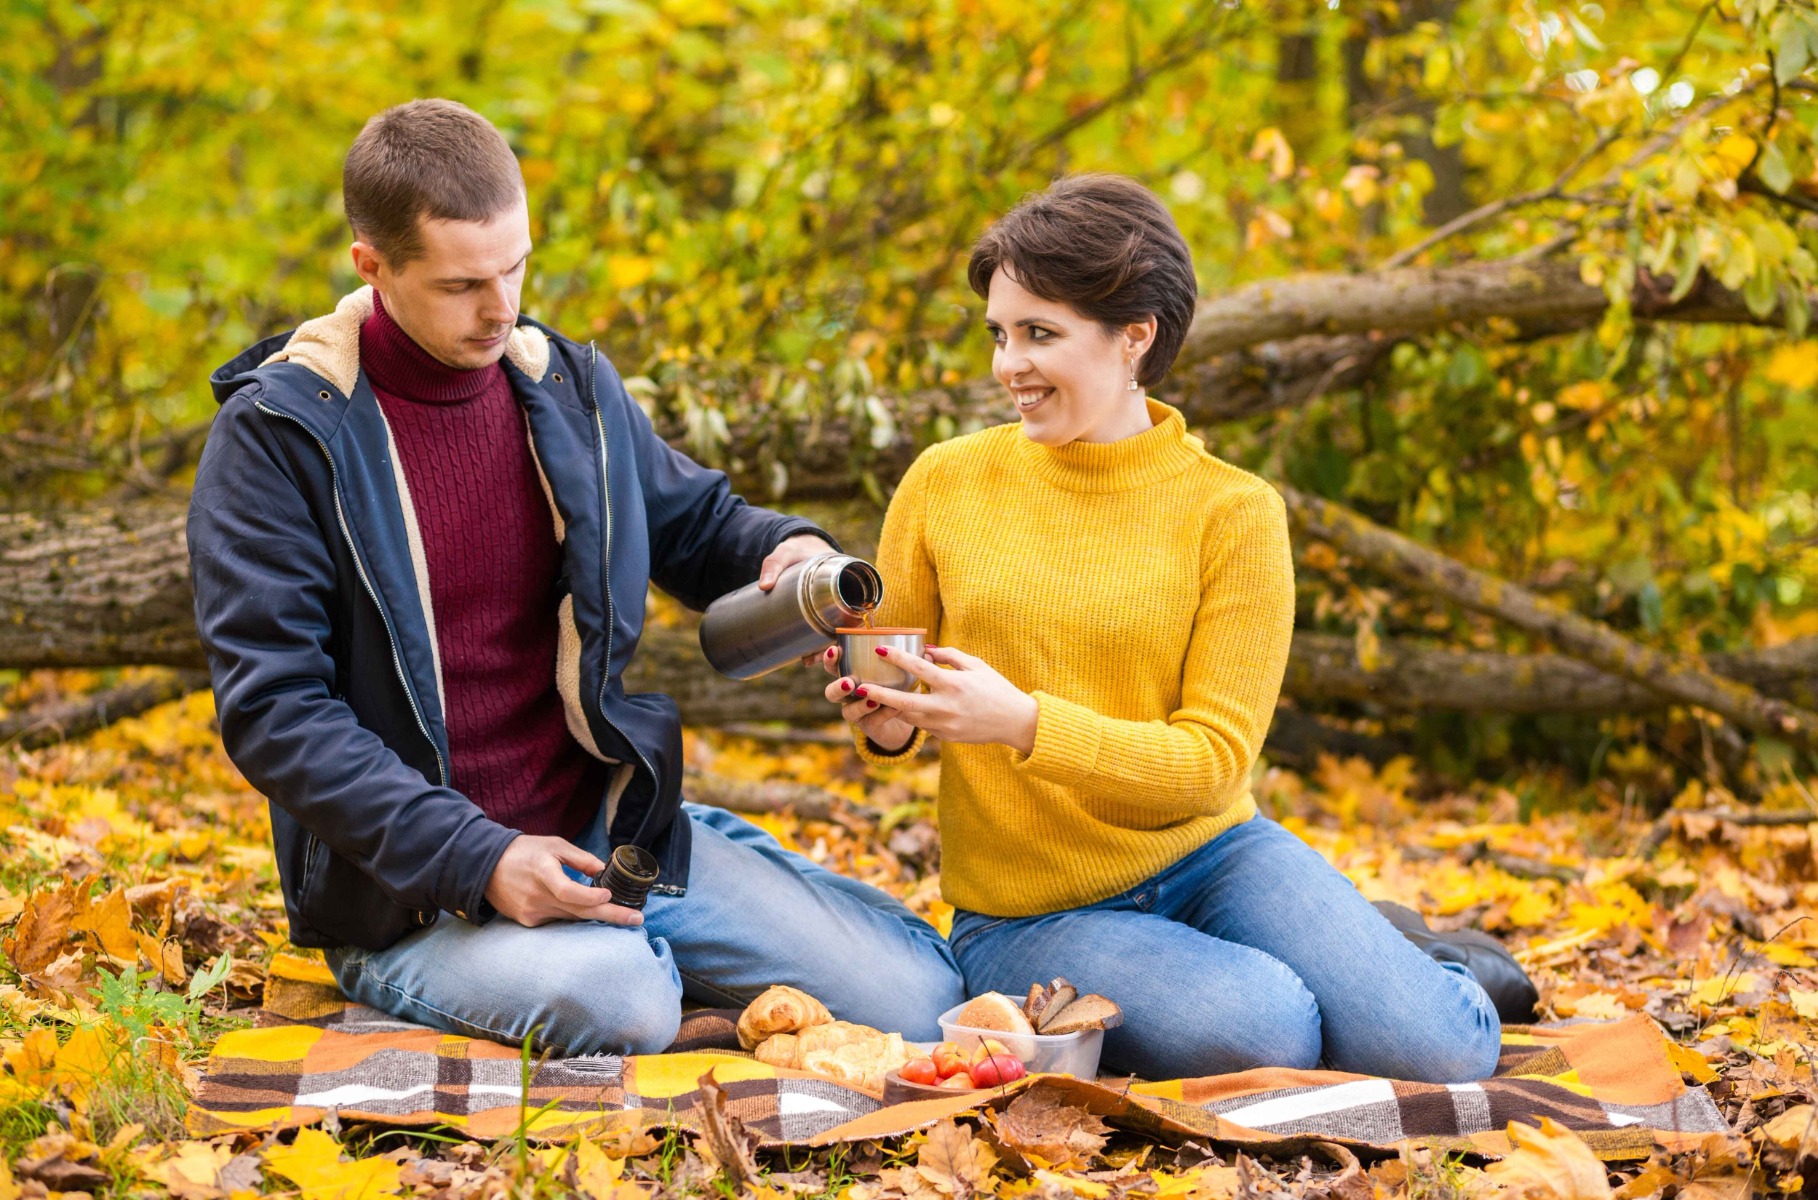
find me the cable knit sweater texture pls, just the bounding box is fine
[361,294,608,838]
[858,400,1296,917]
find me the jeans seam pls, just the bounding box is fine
[947,917,1011,955]
[675,967,754,1009]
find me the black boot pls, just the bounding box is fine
[1373,901,1539,1024]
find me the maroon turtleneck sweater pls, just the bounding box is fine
[360,293,608,838]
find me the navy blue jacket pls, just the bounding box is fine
[188,289,826,951]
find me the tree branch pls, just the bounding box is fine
[1281,486,1818,751]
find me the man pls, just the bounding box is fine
[188,98,963,1055]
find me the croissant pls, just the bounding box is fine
[796,1021,878,1055]
[800,1033,910,1094]
[736,985,834,1049]
[753,1032,800,1069]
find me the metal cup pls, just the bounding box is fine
[836,628,927,692]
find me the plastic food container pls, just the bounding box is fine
[936,1001,1105,1079]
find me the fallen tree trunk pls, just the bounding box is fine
[657,261,1793,500]
[1175,258,1795,367]
[659,334,1401,499]
[1282,486,1818,751]
[0,507,199,669]
[1286,632,1818,714]
[0,669,211,750]
[7,503,1816,730]
[680,766,853,822]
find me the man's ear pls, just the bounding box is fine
[350,240,387,290]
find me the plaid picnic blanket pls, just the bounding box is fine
[193,964,1729,1160]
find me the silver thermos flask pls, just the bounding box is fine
[699,553,884,679]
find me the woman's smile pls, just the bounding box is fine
[1012,385,1055,412]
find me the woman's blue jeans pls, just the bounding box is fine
[326,802,965,1056]
[949,816,1502,1083]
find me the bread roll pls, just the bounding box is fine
[737,985,834,1049]
[954,992,1035,1035]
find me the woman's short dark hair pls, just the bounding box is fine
[967,174,1198,389]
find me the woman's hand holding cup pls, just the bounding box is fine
[823,640,1039,756]
[820,635,921,752]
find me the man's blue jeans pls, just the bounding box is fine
[326,802,966,1056]
[949,816,1502,1083]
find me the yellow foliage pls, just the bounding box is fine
[261,1128,401,1200]
[1485,1117,1612,1199]
[1766,342,1818,390]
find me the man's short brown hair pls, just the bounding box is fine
[343,99,524,266]
[967,174,1198,389]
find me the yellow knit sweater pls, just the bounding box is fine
[856,400,1297,917]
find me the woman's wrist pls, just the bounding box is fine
[866,722,916,753]
[1005,691,1039,757]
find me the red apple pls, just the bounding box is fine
[969,1054,1027,1086]
[938,1071,977,1089]
[932,1043,969,1079]
[899,1057,939,1086]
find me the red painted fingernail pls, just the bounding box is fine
[866,700,877,709]
[840,680,852,692]
[854,687,868,698]
[875,647,888,657]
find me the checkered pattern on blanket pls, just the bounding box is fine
[190,999,1729,1158]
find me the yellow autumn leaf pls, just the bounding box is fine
[1507,889,1558,928]
[71,886,138,965]
[53,1024,119,1110]
[1556,380,1605,410]
[262,1127,402,1200]
[1712,131,1756,176]
[1765,342,1818,390]
[1485,1117,1612,1199]
[1790,989,1818,1021]
[1248,127,1294,181]
[608,255,656,290]
[1664,1041,1719,1085]
[574,1139,626,1197]
[1690,972,1758,1007]
[1563,991,1627,1021]
[1761,942,1815,968]
[140,1140,236,1191]
[1341,164,1380,207]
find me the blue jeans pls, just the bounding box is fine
[949,816,1500,1083]
[327,802,965,1056]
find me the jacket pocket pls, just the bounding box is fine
[295,841,426,952]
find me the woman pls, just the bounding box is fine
[823,174,1518,1082]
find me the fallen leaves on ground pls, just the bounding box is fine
[3,677,1818,1195]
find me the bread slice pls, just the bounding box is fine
[954,991,1035,1035]
[1039,993,1123,1034]
[1022,983,1047,1025]
[1030,979,1078,1032]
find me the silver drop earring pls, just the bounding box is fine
[1127,361,1140,392]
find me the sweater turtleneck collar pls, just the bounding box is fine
[1014,398,1204,492]
[360,291,502,405]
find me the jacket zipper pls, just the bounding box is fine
[254,400,449,789]
[585,347,663,854]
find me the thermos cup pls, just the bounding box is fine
[699,553,884,679]
[837,628,926,691]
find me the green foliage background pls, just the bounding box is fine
[8,0,1818,758]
